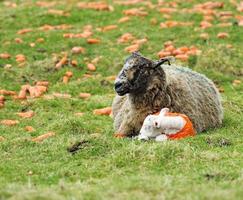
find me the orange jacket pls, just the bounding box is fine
[154,111,196,140]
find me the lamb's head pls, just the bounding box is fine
[114,52,172,96]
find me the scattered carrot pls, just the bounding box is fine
[175,54,189,62]
[118,16,130,23]
[63,76,69,84]
[79,93,91,99]
[217,32,229,39]
[15,38,23,43]
[87,38,101,44]
[0,90,16,96]
[32,132,55,142]
[36,38,45,43]
[71,47,85,54]
[93,107,112,115]
[87,63,96,71]
[0,53,11,59]
[17,111,35,118]
[0,120,19,126]
[102,25,117,32]
[71,60,78,67]
[36,81,49,87]
[25,126,35,132]
[125,44,139,53]
[55,54,67,69]
[17,28,32,35]
[16,54,26,63]
[74,112,84,117]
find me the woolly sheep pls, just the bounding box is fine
[112,52,223,137]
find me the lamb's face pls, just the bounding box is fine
[140,115,161,137]
[114,52,154,96]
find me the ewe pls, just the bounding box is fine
[112,52,223,137]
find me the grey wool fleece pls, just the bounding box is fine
[112,52,223,136]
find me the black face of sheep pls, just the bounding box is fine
[114,52,172,96]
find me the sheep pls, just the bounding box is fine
[112,52,223,137]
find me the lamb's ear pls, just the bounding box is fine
[152,56,175,68]
[159,108,169,116]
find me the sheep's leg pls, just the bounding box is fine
[114,110,145,138]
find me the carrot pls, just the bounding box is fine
[0,90,16,96]
[15,38,23,43]
[0,120,19,126]
[25,126,35,132]
[79,93,91,99]
[0,53,11,59]
[63,76,69,84]
[65,71,73,77]
[17,28,32,35]
[93,107,112,115]
[175,54,189,62]
[124,44,139,53]
[71,60,78,67]
[71,46,85,54]
[102,25,117,32]
[17,111,34,118]
[36,81,49,87]
[55,55,67,69]
[32,132,55,142]
[87,38,101,44]
[217,32,229,39]
[87,63,96,71]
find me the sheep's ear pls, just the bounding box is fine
[152,56,175,68]
[132,51,142,57]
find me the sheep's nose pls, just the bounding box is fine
[114,82,123,90]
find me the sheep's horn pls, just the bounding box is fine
[153,56,175,68]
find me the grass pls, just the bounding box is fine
[0,0,243,199]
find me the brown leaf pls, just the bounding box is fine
[48,9,70,17]
[0,136,5,142]
[32,132,55,142]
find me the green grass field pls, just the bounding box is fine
[0,0,243,199]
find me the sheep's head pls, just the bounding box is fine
[114,52,172,96]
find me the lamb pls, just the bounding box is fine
[112,52,223,137]
[137,108,196,142]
